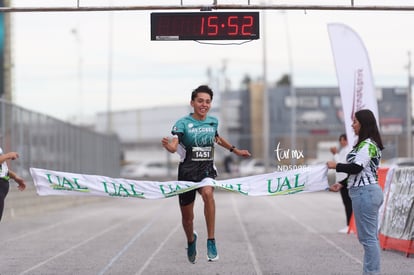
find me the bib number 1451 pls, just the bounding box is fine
[192,147,213,161]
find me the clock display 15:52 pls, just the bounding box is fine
[200,15,255,37]
[151,12,260,41]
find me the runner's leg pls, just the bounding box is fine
[180,202,195,242]
[199,186,215,239]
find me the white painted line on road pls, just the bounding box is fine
[136,222,181,275]
[231,195,263,275]
[98,214,161,275]
[1,219,69,244]
[264,198,362,265]
[1,208,109,245]
[318,234,363,265]
[19,217,136,275]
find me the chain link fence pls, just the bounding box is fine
[0,99,122,179]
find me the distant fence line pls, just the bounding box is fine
[0,99,122,179]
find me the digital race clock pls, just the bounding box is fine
[151,12,260,41]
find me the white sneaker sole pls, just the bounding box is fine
[207,255,219,262]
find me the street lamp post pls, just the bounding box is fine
[261,10,271,172]
[220,59,229,139]
[283,12,296,164]
[71,27,83,124]
[106,11,114,133]
[407,51,412,157]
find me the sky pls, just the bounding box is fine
[9,0,414,123]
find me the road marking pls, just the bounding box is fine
[264,197,362,265]
[18,202,167,275]
[1,208,109,245]
[19,217,136,275]
[231,195,263,275]
[136,222,181,275]
[98,214,161,275]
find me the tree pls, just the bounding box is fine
[276,74,291,86]
[240,74,252,90]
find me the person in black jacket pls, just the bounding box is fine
[0,147,26,221]
[329,133,353,232]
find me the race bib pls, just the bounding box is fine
[192,146,213,161]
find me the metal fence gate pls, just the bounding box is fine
[0,99,122,179]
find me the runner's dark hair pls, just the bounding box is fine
[191,85,213,101]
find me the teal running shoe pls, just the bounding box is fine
[207,239,219,261]
[187,232,197,264]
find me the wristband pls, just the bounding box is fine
[229,145,236,152]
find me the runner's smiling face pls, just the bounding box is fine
[191,92,211,120]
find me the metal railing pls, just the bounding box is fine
[0,99,122,179]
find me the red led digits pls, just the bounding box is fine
[227,16,238,35]
[241,16,253,35]
[201,16,219,36]
[151,12,259,41]
[200,16,205,35]
[207,16,219,36]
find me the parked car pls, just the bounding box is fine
[239,159,265,176]
[120,161,174,179]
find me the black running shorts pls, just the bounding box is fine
[179,189,197,206]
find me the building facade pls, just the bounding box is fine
[97,84,410,167]
[237,83,409,163]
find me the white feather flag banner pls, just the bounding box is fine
[328,23,379,146]
[30,165,329,199]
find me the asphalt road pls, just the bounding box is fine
[1,190,413,275]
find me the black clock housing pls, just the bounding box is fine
[151,12,260,41]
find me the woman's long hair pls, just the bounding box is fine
[354,109,384,150]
